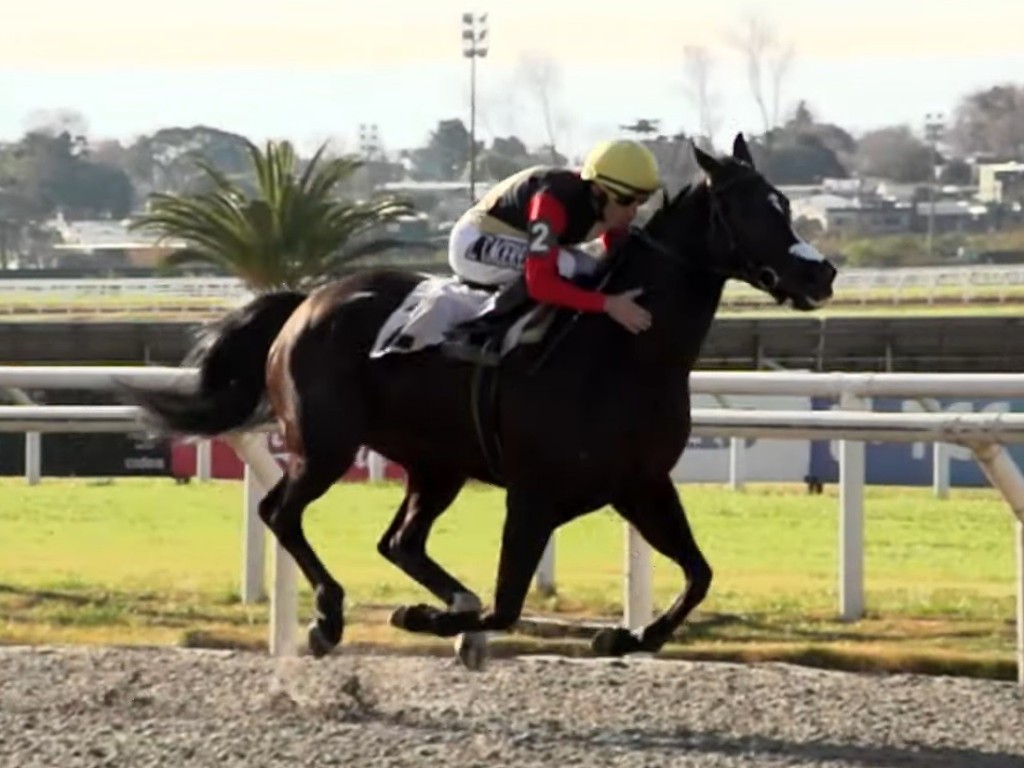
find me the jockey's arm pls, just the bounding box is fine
[523,190,608,313]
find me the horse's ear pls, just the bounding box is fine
[732,132,755,167]
[692,142,721,177]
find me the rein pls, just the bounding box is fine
[527,169,776,372]
[632,173,783,293]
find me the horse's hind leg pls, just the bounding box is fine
[260,447,357,657]
[377,467,488,668]
[260,380,364,657]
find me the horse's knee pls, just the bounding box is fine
[257,479,286,528]
[375,532,394,561]
[257,496,277,529]
[377,529,425,565]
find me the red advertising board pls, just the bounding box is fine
[170,434,405,483]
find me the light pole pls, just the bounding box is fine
[461,12,488,203]
[358,123,381,160]
[924,112,945,261]
[357,123,382,197]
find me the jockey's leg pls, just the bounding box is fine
[447,217,527,289]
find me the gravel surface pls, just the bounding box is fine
[1,645,1022,768]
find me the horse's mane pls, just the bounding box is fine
[646,183,698,228]
[631,153,753,246]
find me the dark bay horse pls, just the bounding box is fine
[125,134,836,664]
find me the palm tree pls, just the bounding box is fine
[129,138,414,290]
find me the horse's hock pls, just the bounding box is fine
[1,646,1021,767]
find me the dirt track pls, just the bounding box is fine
[1,645,1021,768]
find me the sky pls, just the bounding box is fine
[3,0,1023,159]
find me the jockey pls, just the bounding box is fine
[442,139,661,360]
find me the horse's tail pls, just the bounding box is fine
[122,290,307,436]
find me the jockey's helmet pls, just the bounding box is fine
[581,139,661,201]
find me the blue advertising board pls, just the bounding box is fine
[808,395,1024,487]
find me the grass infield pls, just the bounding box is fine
[0,478,1018,680]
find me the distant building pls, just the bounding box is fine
[912,200,991,234]
[46,213,184,269]
[792,194,913,236]
[977,161,1024,204]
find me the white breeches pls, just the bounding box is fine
[447,217,599,288]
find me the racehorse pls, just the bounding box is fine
[124,134,836,666]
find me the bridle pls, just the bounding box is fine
[532,168,784,372]
[628,169,783,293]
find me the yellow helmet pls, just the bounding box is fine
[581,139,660,199]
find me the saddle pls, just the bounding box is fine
[440,260,615,368]
[439,277,552,367]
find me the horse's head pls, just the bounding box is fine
[688,133,836,310]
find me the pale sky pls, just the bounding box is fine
[3,0,1023,157]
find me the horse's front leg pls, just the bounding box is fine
[592,475,713,656]
[390,489,555,655]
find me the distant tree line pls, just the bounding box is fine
[1,81,1023,269]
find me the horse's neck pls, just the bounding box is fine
[614,189,727,374]
[667,268,726,372]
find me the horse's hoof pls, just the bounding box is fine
[591,626,643,657]
[307,622,339,658]
[455,631,488,671]
[389,603,439,633]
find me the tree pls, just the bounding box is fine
[939,158,973,185]
[726,11,795,140]
[853,126,934,183]
[747,101,853,183]
[119,126,256,198]
[783,101,857,165]
[128,139,412,290]
[475,135,531,180]
[0,129,134,219]
[751,134,848,184]
[473,134,567,181]
[515,53,569,164]
[952,84,1024,160]
[682,46,720,148]
[406,119,475,181]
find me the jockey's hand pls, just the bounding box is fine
[604,288,652,334]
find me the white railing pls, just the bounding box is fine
[0,277,252,300]
[4,265,1024,317]
[0,277,252,319]
[2,366,1024,687]
[723,264,1024,307]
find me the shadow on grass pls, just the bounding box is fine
[0,583,262,627]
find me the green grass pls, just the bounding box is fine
[0,478,1018,678]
